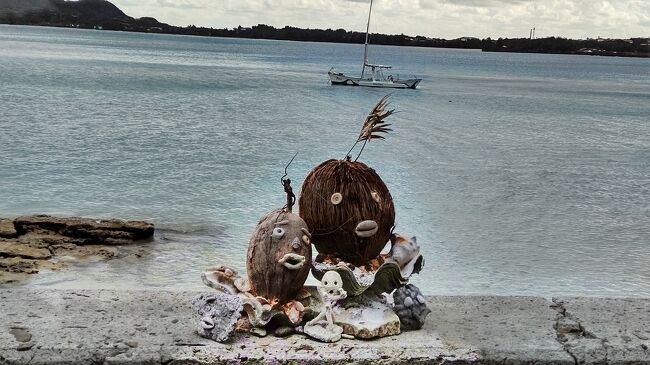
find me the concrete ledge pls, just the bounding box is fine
[0,289,648,364]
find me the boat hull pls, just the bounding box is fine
[329,72,421,89]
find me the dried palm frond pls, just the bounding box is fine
[358,95,395,142]
[344,95,396,161]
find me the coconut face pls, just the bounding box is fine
[247,209,312,304]
[299,159,395,266]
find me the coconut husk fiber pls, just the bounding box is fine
[247,209,312,304]
[299,159,395,266]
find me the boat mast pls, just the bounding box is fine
[361,0,373,78]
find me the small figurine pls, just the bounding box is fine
[303,271,347,342]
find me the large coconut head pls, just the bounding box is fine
[247,209,312,304]
[299,159,395,266]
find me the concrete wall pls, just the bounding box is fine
[1,289,649,364]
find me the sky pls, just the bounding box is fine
[111,0,649,39]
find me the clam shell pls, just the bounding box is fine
[311,254,424,297]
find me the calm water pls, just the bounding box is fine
[1,25,649,297]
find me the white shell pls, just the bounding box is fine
[330,192,343,205]
[272,227,285,239]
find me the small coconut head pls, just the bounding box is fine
[247,209,312,305]
[299,159,395,265]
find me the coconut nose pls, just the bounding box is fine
[355,220,379,237]
[200,317,215,330]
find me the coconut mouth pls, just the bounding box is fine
[279,253,306,270]
[355,220,379,238]
[200,316,215,330]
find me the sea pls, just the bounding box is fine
[1,25,649,297]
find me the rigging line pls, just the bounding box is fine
[280,151,299,186]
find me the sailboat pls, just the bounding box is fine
[328,0,422,89]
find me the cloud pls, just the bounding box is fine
[110,0,650,38]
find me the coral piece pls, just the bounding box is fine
[311,234,424,297]
[192,293,243,342]
[201,266,242,295]
[299,159,395,266]
[247,208,312,304]
[202,266,310,328]
[335,294,401,339]
[393,284,431,331]
[303,271,347,343]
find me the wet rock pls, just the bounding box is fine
[0,215,154,285]
[0,239,52,260]
[250,327,267,337]
[335,294,400,339]
[0,257,40,274]
[273,326,294,337]
[14,215,154,245]
[0,219,17,238]
[192,293,243,343]
[393,284,431,331]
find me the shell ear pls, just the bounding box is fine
[330,192,343,205]
[411,236,417,244]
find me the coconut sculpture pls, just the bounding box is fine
[301,96,425,301]
[246,207,311,304]
[300,96,396,266]
[196,96,429,344]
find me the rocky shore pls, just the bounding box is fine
[0,215,154,285]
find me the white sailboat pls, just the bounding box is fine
[328,0,422,89]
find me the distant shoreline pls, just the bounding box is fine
[3,23,650,59]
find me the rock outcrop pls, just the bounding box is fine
[0,215,154,285]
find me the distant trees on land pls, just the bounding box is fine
[1,0,648,57]
[481,37,649,56]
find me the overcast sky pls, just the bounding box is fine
[111,0,649,39]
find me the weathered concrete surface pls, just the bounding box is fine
[0,290,648,364]
[553,297,650,364]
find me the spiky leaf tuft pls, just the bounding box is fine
[357,95,395,142]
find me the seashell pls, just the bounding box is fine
[311,252,424,297]
[355,220,378,238]
[330,192,343,205]
[201,266,240,295]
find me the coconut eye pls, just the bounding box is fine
[331,192,343,205]
[272,228,285,239]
